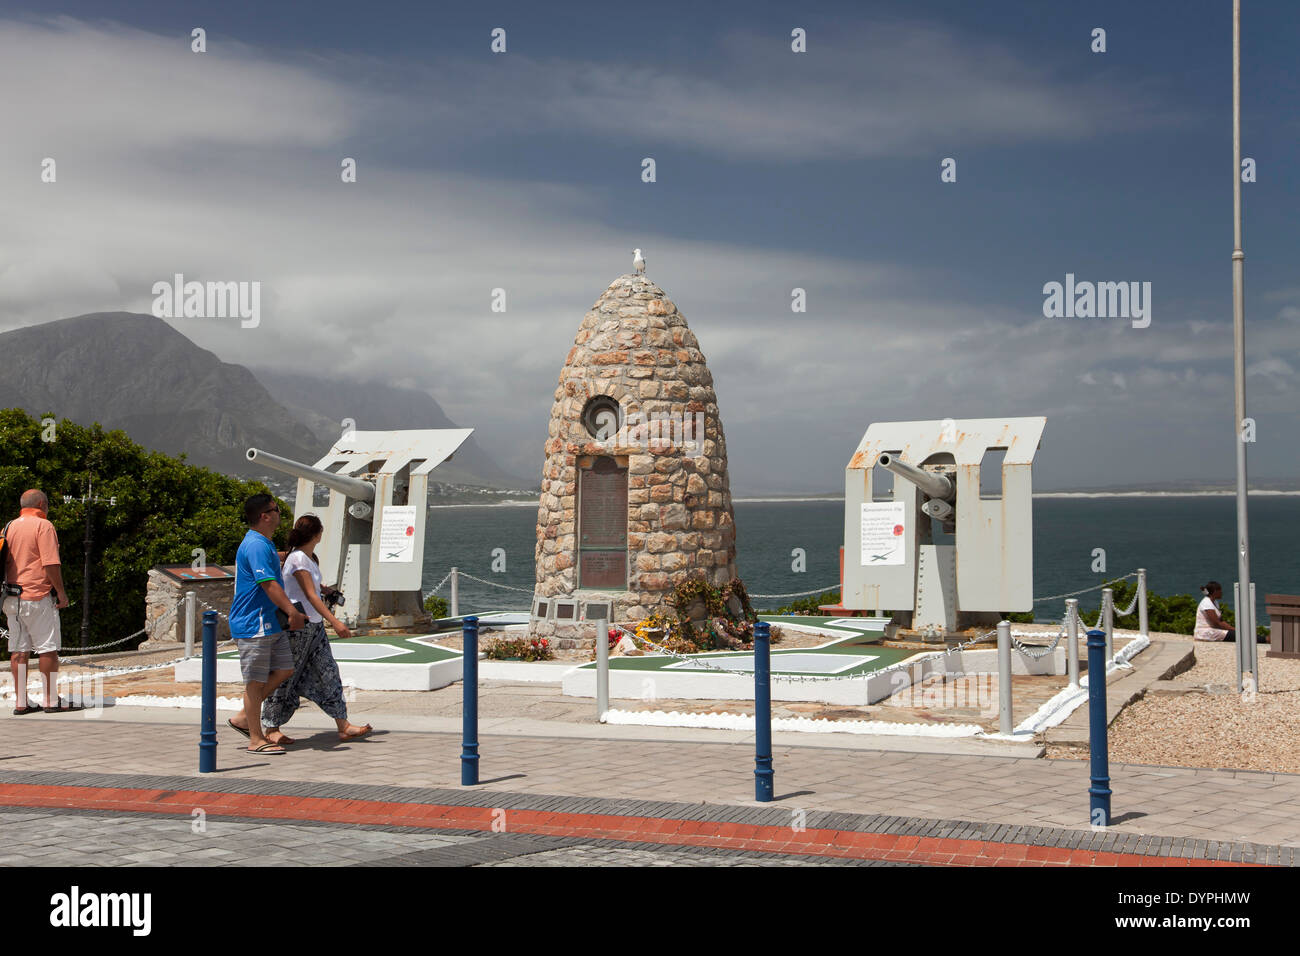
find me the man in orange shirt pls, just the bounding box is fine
[2,489,78,713]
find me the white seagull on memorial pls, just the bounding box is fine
[633,249,646,275]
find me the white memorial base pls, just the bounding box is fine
[563,642,1076,707]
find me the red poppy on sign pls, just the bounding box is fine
[405,526,415,536]
[892,524,904,535]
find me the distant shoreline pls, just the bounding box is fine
[1035,490,1300,498]
[427,489,1300,509]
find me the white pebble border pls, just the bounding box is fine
[602,708,984,737]
[0,690,243,710]
[106,693,244,710]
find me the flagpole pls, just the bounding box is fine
[1231,0,1255,690]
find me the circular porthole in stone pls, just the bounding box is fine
[581,395,620,440]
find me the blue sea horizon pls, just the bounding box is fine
[422,497,1300,625]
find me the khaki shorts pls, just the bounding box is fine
[235,632,294,682]
[2,595,61,655]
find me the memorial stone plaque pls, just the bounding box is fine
[578,457,628,589]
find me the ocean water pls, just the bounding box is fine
[421,497,1300,624]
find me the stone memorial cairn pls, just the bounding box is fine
[529,272,738,650]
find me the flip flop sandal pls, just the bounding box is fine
[246,743,286,755]
[44,699,84,713]
[12,704,42,715]
[227,718,250,738]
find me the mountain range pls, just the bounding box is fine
[0,312,528,490]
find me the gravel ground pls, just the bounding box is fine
[1104,637,1300,774]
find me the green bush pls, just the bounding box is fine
[767,589,841,615]
[483,636,552,661]
[0,409,290,655]
[423,594,449,619]
[1074,578,1268,639]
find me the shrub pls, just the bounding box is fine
[767,589,840,615]
[483,636,552,661]
[1073,579,1269,640]
[423,594,449,619]
[0,408,289,656]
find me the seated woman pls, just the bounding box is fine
[260,515,372,742]
[1194,581,1266,643]
[1194,582,1233,641]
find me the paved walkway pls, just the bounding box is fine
[1,709,1296,866]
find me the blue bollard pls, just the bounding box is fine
[753,621,774,802]
[461,616,479,786]
[1086,628,1112,826]
[199,610,218,773]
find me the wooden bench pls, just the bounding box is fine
[1265,593,1300,659]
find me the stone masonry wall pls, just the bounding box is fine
[141,569,233,648]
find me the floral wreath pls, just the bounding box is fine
[669,574,758,648]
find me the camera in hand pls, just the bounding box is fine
[275,601,307,631]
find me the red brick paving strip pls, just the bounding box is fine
[0,783,1257,867]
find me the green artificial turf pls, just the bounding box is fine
[219,634,459,664]
[577,617,917,678]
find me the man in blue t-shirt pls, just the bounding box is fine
[227,493,305,754]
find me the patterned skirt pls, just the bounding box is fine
[261,620,349,726]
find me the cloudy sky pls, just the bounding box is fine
[1,1,1297,493]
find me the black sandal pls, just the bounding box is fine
[43,698,84,713]
[12,703,42,715]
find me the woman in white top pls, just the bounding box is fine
[260,515,372,742]
[1194,581,1236,642]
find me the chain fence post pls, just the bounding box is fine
[753,621,774,802]
[1102,588,1114,660]
[450,566,460,618]
[1086,627,1112,826]
[1234,582,1247,693]
[199,610,217,773]
[184,591,196,659]
[460,615,479,785]
[1066,599,1080,689]
[996,620,1013,734]
[1248,581,1258,692]
[1136,569,1148,637]
[592,606,609,721]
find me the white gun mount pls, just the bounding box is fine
[248,428,472,633]
[843,417,1045,637]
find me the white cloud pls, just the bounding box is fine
[0,18,365,155]
[0,16,1293,492]
[369,22,1175,162]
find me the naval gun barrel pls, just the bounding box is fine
[246,448,375,502]
[876,453,954,502]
